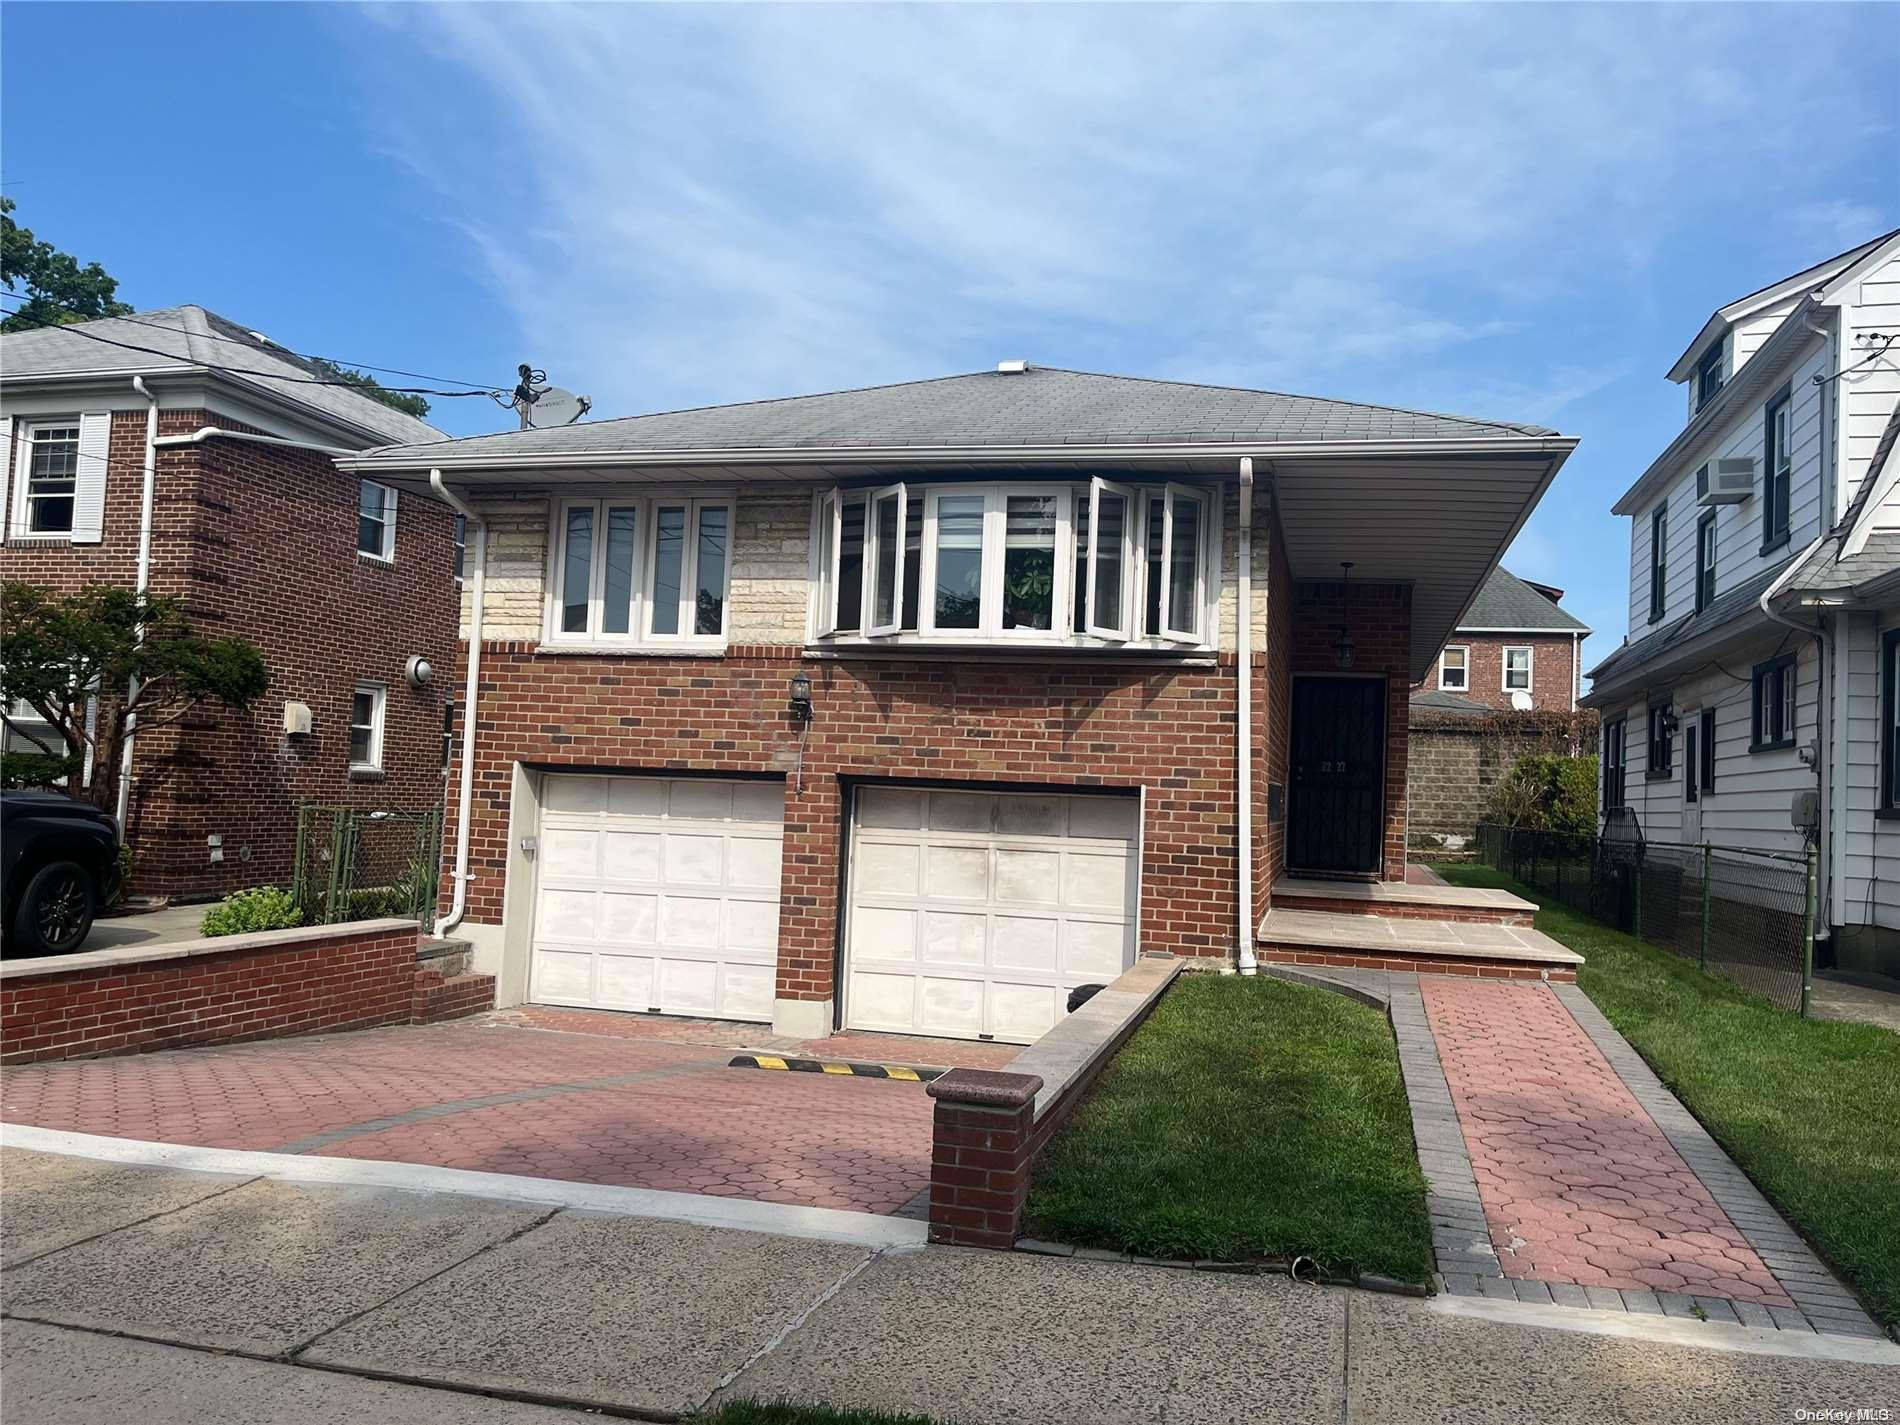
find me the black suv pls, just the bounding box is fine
[3,791,121,957]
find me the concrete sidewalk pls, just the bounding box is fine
[3,1145,1896,1424]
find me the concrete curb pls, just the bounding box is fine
[0,1123,928,1252]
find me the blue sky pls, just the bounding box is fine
[5,2,1897,668]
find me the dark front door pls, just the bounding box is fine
[1287,676,1386,876]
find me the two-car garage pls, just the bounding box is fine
[526,773,1139,1044]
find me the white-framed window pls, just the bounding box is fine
[810,479,1214,648]
[19,420,81,535]
[546,494,733,646]
[358,480,397,561]
[1503,646,1533,692]
[453,513,467,582]
[1438,646,1469,690]
[349,683,387,771]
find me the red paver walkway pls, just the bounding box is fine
[0,1016,954,1215]
[1421,979,1794,1307]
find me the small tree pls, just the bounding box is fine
[0,583,269,808]
[1482,752,1599,836]
[305,355,431,419]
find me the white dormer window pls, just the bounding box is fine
[811,479,1216,650]
[1439,646,1469,691]
[1695,340,1725,410]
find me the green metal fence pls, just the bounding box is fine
[1474,822,1817,1015]
[291,804,443,928]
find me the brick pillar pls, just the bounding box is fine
[925,1067,1044,1249]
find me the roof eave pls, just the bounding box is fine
[337,432,1578,476]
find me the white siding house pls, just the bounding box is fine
[1584,229,1900,979]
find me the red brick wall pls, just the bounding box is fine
[449,643,1246,1001]
[0,920,423,1064]
[1291,579,1414,881]
[1,410,459,898]
[1416,633,1579,713]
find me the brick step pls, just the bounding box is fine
[1269,876,1536,927]
[1256,907,1580,983]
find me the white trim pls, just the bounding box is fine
[1451,625,1592,635]
[0,1124,927,1252]
[543,493,733,650]
[1438,645,1470,691]
[356,478,398,562]
[1502,645,1533,692]
[866,482,907,637]
[8,414,86,540]
[1084,476,1137,640]
[349,681,387,772]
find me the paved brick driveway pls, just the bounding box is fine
[0,1011,1015,1216]
[1422,979,1792,1307]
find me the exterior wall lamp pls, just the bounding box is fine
[1333,561,1355,670]
[789,672,813,723]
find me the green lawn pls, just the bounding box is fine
[1436,860,1900,1327]
[1022,973,1433,1282]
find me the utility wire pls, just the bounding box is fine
[0,298,503,399]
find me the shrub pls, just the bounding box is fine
[200,886,304,938]
[1483,752,1599,835]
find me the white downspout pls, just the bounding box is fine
[1236,457,1258,975]
[1761,544,1830,950]
[114,377,160,827]
[153,426,355,457]
[430,469,484,939]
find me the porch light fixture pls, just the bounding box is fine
[1333,562,1355,670]
[788,672,813,723]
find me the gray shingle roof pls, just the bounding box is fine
[1587,560,1792,689]
[1459,566,1590,632]
[1409,688,1491,718]
[0,306,443,447]
[1776,406,1900,597]
[357,365,1559,462]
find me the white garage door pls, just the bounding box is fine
[845,787,1138,1043]
[531,775,784,1023]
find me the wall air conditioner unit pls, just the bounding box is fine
[1699,457,1755,506]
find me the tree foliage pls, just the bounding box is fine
[0,583,269,806]
[306,355,431,419]
[0,197,134,332]
[1482,752,1600,836]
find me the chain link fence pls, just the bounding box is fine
[1474,821,1816,1014]
[290,804,442,928]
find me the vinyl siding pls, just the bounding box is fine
[1846,250,1900,527]
[1629,337,1829,635]
[1838,607,1900,932]
[1601,634,1818,856]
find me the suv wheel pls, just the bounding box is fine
[11,860,96,957]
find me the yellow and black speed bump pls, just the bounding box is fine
[727,1054,945,1083]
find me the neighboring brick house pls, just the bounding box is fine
[342,363,1575,1043]
[0,306,461,900]
[1414,566,1590,714]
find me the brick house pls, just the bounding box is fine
[1413,566,1590,715]
[341,364,1576,1042]
[0,306,461,900]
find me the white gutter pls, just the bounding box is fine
[1236,457,1258,975]
[429,469,484,940]
[153,425,356,456]
[115,377,160,826]
[338,434,1578,477]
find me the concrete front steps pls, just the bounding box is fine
[1269,875,1537,926]
[1257,902,1581,983]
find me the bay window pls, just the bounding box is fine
[548,495,732,645]
[813,479,1214,648]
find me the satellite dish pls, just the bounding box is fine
[1509,689,1534,712]
[525,387,592,427]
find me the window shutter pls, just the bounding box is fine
[71,411,111,543]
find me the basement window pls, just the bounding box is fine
[812,479,1215,650]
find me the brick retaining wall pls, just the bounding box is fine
[0,919,493,1064]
